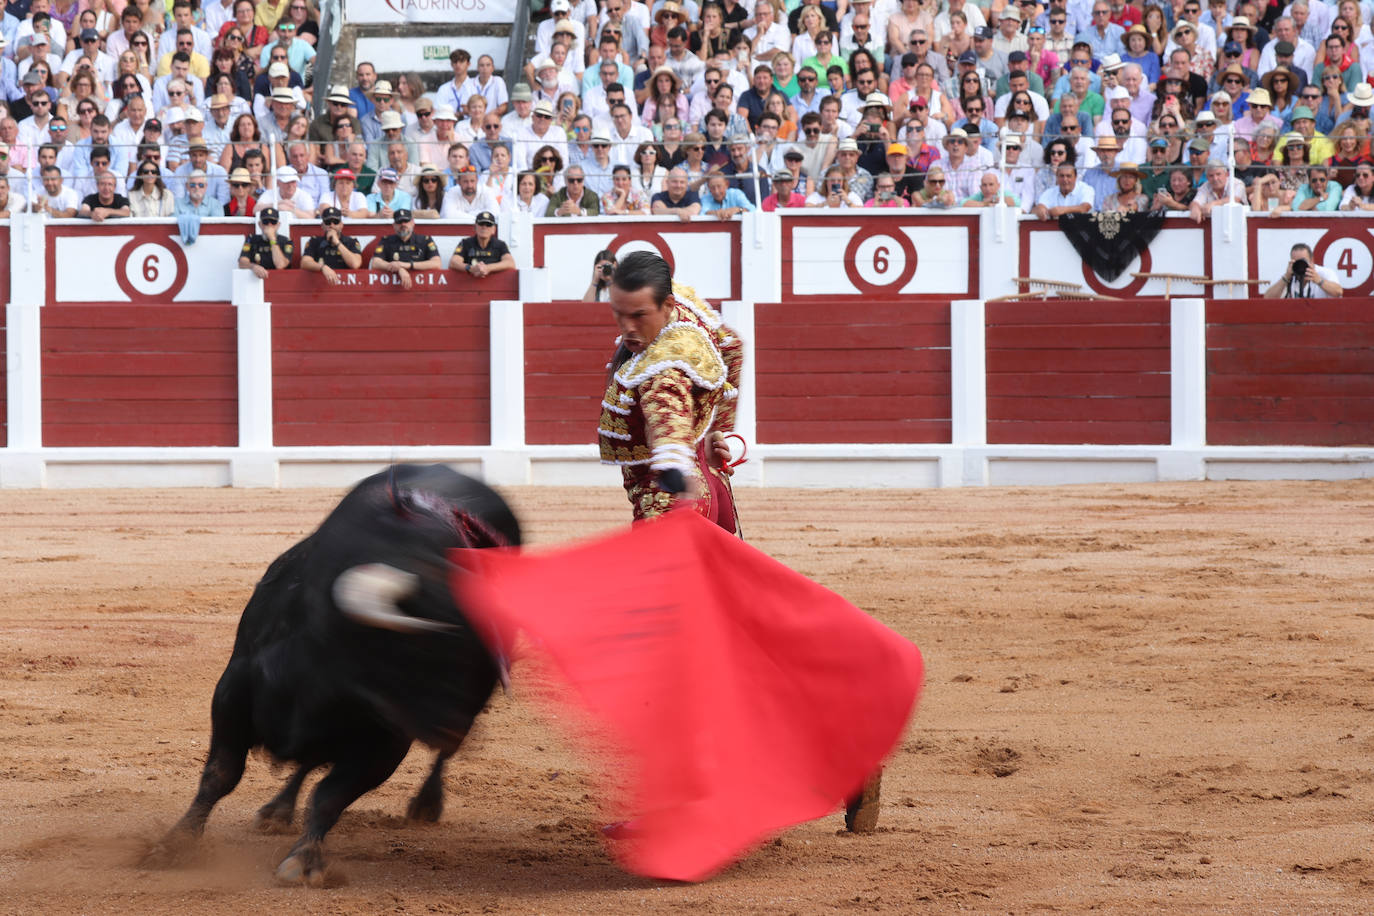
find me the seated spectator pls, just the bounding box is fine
[1032,163,1094,219]
[238,208,293,278]
[651,166,702,219]
[0,177,24,217]
[442,163,499,219]
[368,168,413,219]
[510,169,550,216]
[1339,161,1374,210]
[316,168,369,219]
[129,160,175,216]
[175,138,230,204]
[583,127,616,196]
[761,168,807,210]
[175,168,225,216]
[301,207,364,285]
[369,210,441,290]
[225,167,257,217]
[601,163,651,214]
[961,170,1020,207]
[865,172,911,207]
[545,164,599,215]
[449,210,515,278]
[1190,161,1249,221]
[699,168,755,217]
[410,165,445,219]
[1102,162,1149,211]
[1151,166,1197,211]
[914,165,956,208]
[31,162,80,216]
[805,164,864,206]
[1295,166,1341,211]
[259,166,316,219]
[79,171,131,221]
[1249,172,1300,216]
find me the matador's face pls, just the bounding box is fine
[610,286,672,354]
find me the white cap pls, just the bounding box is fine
[268,61,289,78]
[433,104,458,120]
[1106,85,1130,101]
[165,106,185,123]
[275,165,298,182]
[184,106,204,122]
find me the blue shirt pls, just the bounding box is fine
[699,186,755,212]
[1074,24,1125,61]
[174,196,224,216]
[366,188,413,213]
[259,37,315,74]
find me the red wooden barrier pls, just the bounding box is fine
[1207,298,1374,446]
[985,300,1171,445]
[268,272,494,446]
[42,305,238,446]
[755,300,951,443]
[0,310,6,448]
[524,301,611,445]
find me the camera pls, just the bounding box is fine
[827,181,844,194]
[599,261,614,279]
[1292,258,1309,280]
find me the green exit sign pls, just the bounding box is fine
[423,45,450,60]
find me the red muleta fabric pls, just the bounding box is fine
[452,510,925,882]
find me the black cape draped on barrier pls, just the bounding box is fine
[1058,210,1167,282]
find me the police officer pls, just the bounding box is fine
[237,207,293,278]
[448,210,515,278]
[301,206,364,285]
[368,208,441,290]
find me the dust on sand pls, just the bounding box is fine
[1,481,1372,914]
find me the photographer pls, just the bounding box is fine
[805,165,864,207]
[301,207,363,286]
[1264,244,1342,299]
[582,248,617,302]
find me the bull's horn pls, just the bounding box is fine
[333,564,457,634]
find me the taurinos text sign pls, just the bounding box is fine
[345,0,520,24]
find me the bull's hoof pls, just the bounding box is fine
[254,801,295,833]
[844,771,882,834]
[405,790,444,823]
[275,841,327,887]
[139,825,199,868]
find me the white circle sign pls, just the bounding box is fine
[122,242,182,297]
[851,234,910,289]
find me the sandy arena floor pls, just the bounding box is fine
[1,480,1372,914]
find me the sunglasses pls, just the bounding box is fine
[804,127,820,135]
[322,218,341,225]
[565,176,584,182]
[927,178,945,184]
[139,169,159,177]
[32,98,50,106]
[230,180,249,187]
[537,155,557,163]
[798,75,816,82]
[261,218,279,225]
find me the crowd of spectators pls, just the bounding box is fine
[2,0,1372,223]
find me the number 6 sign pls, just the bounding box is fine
[843,229,918,295]
[115,237,189,302]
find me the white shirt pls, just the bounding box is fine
[60,49,116,91]
[29,184,79,213]
[157,25,215,62]
[512,123,568,172]
[535,17,586,57]
[1257,37,1317,81]
[318,189,369,213]
[745,21,791,61]
[608,121,653,166]
[440,183,498,219]
[1036,182,1095,210]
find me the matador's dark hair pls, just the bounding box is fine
[612,250,672,305]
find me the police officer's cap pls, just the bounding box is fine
[259,207,280,221]
[392,208,413,222]
[475,210,497,226]
[320,206,342,221]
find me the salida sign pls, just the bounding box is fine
[345,0,518,23]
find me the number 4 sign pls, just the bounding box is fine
[1313,232,1374,295]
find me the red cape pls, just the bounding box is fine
[453,510,923,882]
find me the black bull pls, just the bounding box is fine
[146,464,521,884]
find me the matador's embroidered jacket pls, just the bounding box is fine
[597,282,744,521]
